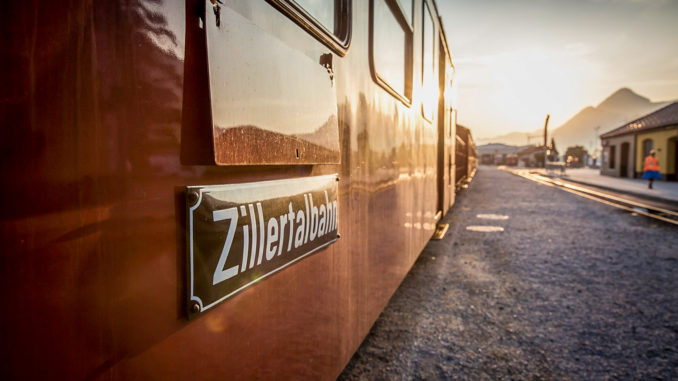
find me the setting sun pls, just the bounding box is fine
[437,0,678,140]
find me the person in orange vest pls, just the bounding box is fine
[642,149,661,189]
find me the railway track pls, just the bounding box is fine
[509,169,678,226]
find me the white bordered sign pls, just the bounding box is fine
[186,175,339,318]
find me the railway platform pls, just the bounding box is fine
[339,166,678,380]
[536,167,678,204]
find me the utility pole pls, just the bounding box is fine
[543,114,550,168]
[543,114,550,148]
[593,126,601,167]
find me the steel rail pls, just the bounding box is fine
[509,169,678,227]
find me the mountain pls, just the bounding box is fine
[477,143,531,156]
[551,88,670,151]
[476,131,538,146]
[476,88,672,152]
[596,87,656,115]
[549,106,621,151]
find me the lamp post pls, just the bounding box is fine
[593,126,600,168]
[543,114,550,168]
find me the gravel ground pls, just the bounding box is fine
[339,167,678,380]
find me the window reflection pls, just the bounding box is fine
[422,2,436,120]
[373,0,411,101]
[294,0,335,33]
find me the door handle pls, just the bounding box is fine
[319,53,334,87]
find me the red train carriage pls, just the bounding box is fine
[0,0,475,379]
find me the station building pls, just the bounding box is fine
[600,102,678,180]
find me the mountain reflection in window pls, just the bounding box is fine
[373,0,412,102]
[206,4,340,165]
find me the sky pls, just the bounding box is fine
[436,0,678,139]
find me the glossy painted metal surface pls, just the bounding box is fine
[438,37,456,213]
[206,2,340,165]
[0,0,462,379]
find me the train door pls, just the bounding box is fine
[436,36,454,216]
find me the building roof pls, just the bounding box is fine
[477,144,531,156]
[517,145,545,156]
[600,101,678,139]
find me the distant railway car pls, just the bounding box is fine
[1,0,474,379]
[455,124,477,186]
[481,154,495,165]
[506,154,519,166]
[468,130,478,178]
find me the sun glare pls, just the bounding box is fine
[438,0,678,139]
[455,44,599,136]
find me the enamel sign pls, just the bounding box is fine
[186,175,339,318]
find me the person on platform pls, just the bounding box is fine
[642,150,661,189]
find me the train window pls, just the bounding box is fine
[270,0,352,55]
[203,1,342,165]
[371,0,413,104]
[294,0,334,30]
[422,2,436,121]
[396,0,413,25]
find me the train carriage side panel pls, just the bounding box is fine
[467,132,478,179]
[455,125,469,186]
[0,0,456,379]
